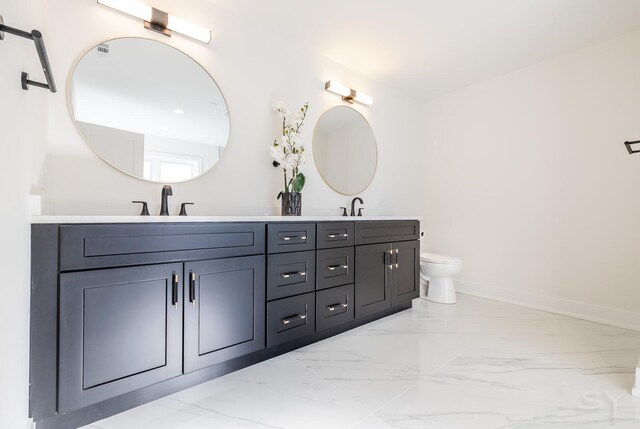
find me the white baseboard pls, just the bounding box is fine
[455,279,640,332]
[455,280,640,398]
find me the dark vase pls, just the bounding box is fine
[280,192,302,216]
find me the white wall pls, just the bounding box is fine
[41,0,423,217]
[421,29,640,329]
[0,0,47,427]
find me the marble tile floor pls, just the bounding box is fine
[83,295,640,429]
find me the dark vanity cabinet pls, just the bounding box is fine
[391,239,420,306]
[354,221,421,318]
[355,242,393,318]
[30,219,419,429]
[183,256,266,373]
[58,263,184,413]
[265,223,317,347]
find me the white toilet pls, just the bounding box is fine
[420,252,462,304]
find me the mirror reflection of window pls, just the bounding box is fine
[143,151,202,182]
[69,38,230,183]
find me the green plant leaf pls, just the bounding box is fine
[277,191,283,200]
[293,173,306,193]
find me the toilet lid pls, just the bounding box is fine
[420,252,461,265]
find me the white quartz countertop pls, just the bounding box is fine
[30,215,422,224]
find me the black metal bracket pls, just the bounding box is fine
[0,14,56,93]
[625,140,640,155]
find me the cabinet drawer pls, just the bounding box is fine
[267,223,316,254]
[316,247,354,290]
[60,223,266,271]
[355,221,420,245]
[317,222,355,249]
[267,251,316,300]
[316,284,354,331]
[267,292,315,347]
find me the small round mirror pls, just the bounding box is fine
[68,38,229,183]
[313,106,377,195]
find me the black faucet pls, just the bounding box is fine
[160,185,173,216]
[350,197,364,217]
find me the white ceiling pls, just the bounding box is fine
[207,0,640,99]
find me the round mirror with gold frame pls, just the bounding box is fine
[313,106,378,195]
[68,37,230,183]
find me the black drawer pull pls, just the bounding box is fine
[172,273,179,308]
[281,271,306,279]
[281,235,307,241]
[326,264,348,271]
[189,272,196,306]
[326,302,348,311]
[326,233,348,239]
[282,313,307,325]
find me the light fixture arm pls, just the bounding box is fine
[342,89,357,104]
[144,7,171,37]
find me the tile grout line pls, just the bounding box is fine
[286,312,480,428]
[354,346,473,427]
[285,350,379,416]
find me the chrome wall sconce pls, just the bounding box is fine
[98,0,212,44]
[325,81,373,106]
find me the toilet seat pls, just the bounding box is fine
[420,252,461,265]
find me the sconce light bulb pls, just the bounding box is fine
[98,0,212,44]
[325,81,351,97]
[97,0,152,22]
[354,91,374,106]
[167,14,212,44]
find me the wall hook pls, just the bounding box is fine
[0,14,57,93]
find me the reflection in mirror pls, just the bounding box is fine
[313,106,377,195]
[69,38,229,183]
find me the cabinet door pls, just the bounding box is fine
[184,255,265,373]
[355,243,392,318]
[391,240,420,306]
[59,263,183,413]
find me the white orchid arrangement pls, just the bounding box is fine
[271,101,310,197]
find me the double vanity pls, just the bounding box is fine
[30,216,420,429]
[30,22,410,429]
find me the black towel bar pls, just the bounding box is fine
[0,14,56,93]
[625,140,640,155]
